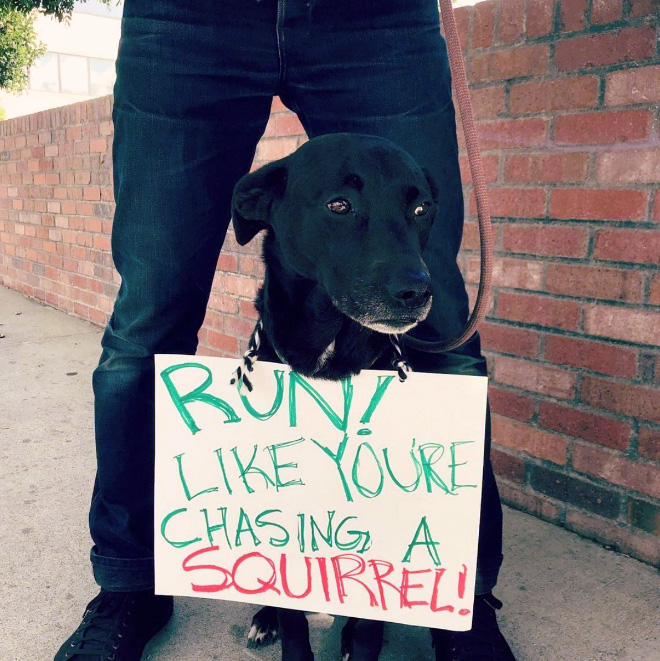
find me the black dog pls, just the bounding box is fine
[230,133,440,660]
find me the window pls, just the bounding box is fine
[90,58,116,96]
[28,52,116,96]
[60,54,89,94]
[29,52,59,92]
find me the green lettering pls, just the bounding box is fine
[160,362,240,434]
[402,516,441,566]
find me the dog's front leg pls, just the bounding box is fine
[278,608,315,661]
[340,618,384,661]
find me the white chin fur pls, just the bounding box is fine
[363,320,420,334]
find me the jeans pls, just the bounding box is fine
[90,0,503,596]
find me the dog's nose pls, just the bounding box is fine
[389,270,432,309]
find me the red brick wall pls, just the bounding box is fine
[1,0,658,566]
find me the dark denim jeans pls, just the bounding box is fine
[91,0,503,595]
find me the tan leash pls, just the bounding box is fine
[400,0,493,354]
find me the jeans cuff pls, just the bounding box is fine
[475,554,503,595]
[90,546,155,592]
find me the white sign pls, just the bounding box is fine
[154,355,487,631]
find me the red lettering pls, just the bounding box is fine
[399,568,431,609]
[331,554,379,607]
[317,556,331,603]
[182,545,232,593]
[458,563,467,599]
[368,559,402,612]
[280,554,313,599]
[232,552,280,595]
[430,567,454,613]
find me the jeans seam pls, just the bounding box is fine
[276,0,286,91]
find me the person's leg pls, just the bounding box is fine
[90,0,279,591]
[279,0,503,597]
[56,1,279,658]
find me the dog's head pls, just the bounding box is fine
[231,133,440,334]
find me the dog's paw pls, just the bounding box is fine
[247,606,279,649]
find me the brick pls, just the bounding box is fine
[497,0,524,43]
[468,187,546,218]
[255,137,299,162]
[222,273,259,299]
[468,256,543,291]
[638,426,660,462]
[459,154,499,184]
[594,229,660,264]
[239,299,259,321]
[500,482,564,521]
[572,443,660,498]
[538,401,631,450]
[504,153,589,183]
[495,356,577,399]
[629,0,660,17]
[208,292,239,315]
[472,0,496,48]
[502,224,588,257]
[224,315,256,339]
[551,188,647,221]
[461,221,480,250]
[271,96,288,113]
[470,45,549,83]
[565,510,660,566]
[492,414,568,464]
[591,0,623,24]
[217,253,238,272]
[628,498,660,535]
[654,194,660,222]
[488,384,536,421]
[597,149,660,184]
[477,118,548,149]
[530,463,620,518]
[526,0,555,37]
[90,138,107,153]
[560,0,588,31]
[545,263,643,303]
[205,329,239,355]
[454,6,470,51]
[544,335,637,378]
[470,86,506,119]
[498,291,582,330]
[491,448,526,483]
[555,110,652,145]
[582,375,660,424]
[274,113,304,137]
[584,305,660,346]
[555,27,656,70]
[481,321,540,357]
[650,273,660,306]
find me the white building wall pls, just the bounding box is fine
[0,1,123,119]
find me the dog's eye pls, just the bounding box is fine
[413,202,430,217]
[326,198,352,215]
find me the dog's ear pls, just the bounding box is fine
[231,160,288,246]
[422,167,440,206]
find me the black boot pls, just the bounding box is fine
[430,593,516,661]
[54,588,173,660]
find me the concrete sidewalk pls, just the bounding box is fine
[1,284,658,661]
